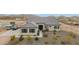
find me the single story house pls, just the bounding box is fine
[19,16,60,37]
[27,16,59,31]
[19,22,38,36]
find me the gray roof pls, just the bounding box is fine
[27,16,59,26]
[21,22,37,28]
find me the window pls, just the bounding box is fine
[29,29,35,33]
[22,29,27,33]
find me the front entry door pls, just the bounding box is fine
[38,25,43,30]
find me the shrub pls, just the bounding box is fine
[68,32,76,38]
[44,42,48,44]
[53,35,58,40]
[19,35,24,41]
[35,37,39,41]
[64,33,74,44]
[53,30,57,35]
[60,41,67,44]
[11,35,16,41]
[52,35,58,44]
[26,36,32,41]
[43,34,48,37]
[26,36,33,44]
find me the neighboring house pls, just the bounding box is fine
[0,15,27,30]
[19,16,59,37]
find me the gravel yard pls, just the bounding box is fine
[6,30,79,45]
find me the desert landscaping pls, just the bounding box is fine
[0,14,79,45]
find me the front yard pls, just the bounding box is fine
[6,30,79,45]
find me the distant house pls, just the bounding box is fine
[0,15,27,30]
[19,16,59,37]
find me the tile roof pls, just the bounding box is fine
[27,16,58,26]
[21,22,37,28]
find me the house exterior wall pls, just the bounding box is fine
[48,25,60,31]
[48,26,55,31]
[19,28,38,36]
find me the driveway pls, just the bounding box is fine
[0,36,10,45]
[0,29,20,45]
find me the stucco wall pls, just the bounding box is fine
[48,26,54,31]
[19,28,38,36]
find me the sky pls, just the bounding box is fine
[35,14,79,17]
[0,14,79,17]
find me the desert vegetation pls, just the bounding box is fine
[2,15,79,45]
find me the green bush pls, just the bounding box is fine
[35,37,39,41]
[11,35,16,41]
[68,32,76,38]
[26,36,32,41]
